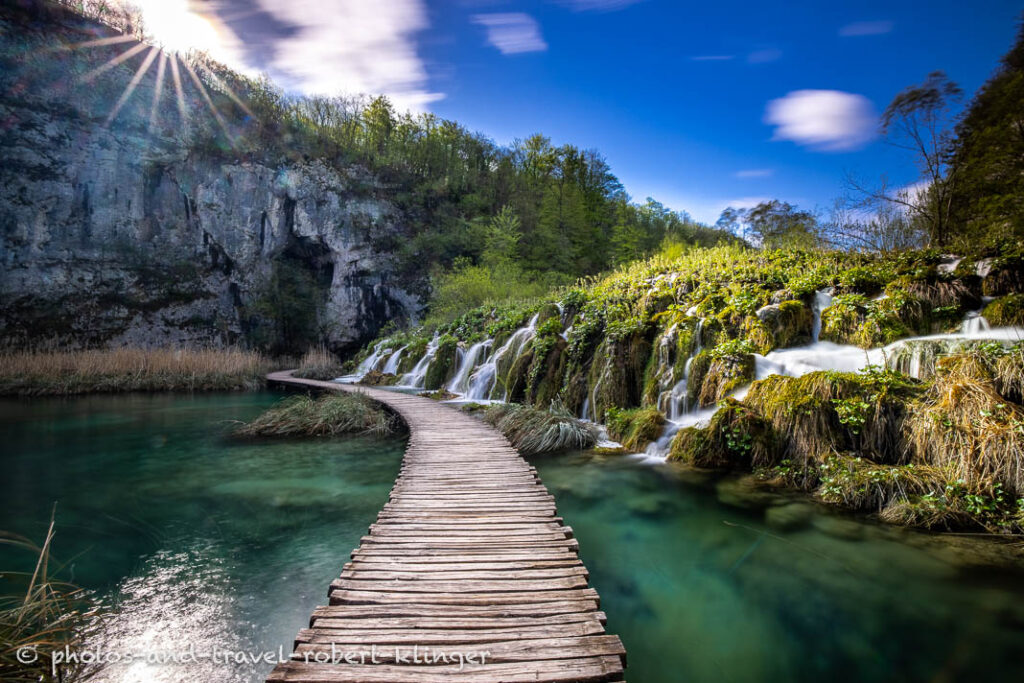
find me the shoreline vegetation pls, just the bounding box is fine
[0,348,268,396]
[233,393,400,439]
[0,517,99,683]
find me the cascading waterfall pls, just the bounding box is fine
[643,319,705,458]
[356,341,389,375]
[811,288,834,343]
[464,314,540,401]
[962,310,991,335]
[651,324,678,414]
[399,336,440,388]
[381,345,407,375]
[447,339,492,395]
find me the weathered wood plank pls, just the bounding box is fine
[263,371,624,683]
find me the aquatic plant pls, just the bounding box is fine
[234,393,399,438]
[483,402,600,455]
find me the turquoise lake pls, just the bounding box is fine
[2,392,1024,681]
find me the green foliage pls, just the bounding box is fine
[483,401,600,455]
[983,293,1024,327]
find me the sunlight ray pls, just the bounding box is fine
[195,63,254,119]
[78,42,149,84]
[169,54,190,136]
[181,57,234,142]
[105,46,160,126]
[149,51,168,132]
[65,34,138,51]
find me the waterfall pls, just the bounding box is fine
[447,340,492,395]
[381,345,407,375]
[464,314,540,401]
[961,310,991,335]
[652,324,678,414]
[399,336,440,388]
[811,288,834,343]
[354,341,392,376]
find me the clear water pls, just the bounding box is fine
[4,395,1024,681]
[533,451,1024,682]
[0,393,406,682]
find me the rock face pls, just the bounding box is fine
[0,100,421,353]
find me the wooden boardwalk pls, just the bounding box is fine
[265,371,626,682]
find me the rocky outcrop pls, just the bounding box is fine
[0,101,421,353]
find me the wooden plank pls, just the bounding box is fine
[263,371,625,683]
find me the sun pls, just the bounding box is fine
[133,0,230,60]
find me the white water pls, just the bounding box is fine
[465,314,540,401]
[447,340,492,395]
[399,336,440,388]
[962,311,991,335]
[381,345,407,375]
[811,288,834,343]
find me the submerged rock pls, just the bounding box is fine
[765,502,815,532]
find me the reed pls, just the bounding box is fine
[291,346,345,381]
[0,348,267,396]
[1,517,100,683]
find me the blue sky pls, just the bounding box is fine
[154,0,1022,223]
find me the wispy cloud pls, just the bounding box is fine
[691,55,735,62]
[747,48,782,64]
[765,89,877,152]
[554,0,645,11]
[473,13,547,55]
[735,169,773,179]
[839,20,894,37]
[254,0,440,112]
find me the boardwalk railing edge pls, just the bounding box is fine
[262,370,626,683]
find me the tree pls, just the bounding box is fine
[724,201,819,249]
[481,205,522,267]
[850,72,962,246]
[949,17,1024,240]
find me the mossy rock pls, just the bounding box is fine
[668,398,775,468]
[397,338,428,375]
[819,295,869,346]
[605,406,666,451]
[423,337,458,390]
[982,257,1024,297]
[526,337,568,407]
[586,335,652,421]
[697,354,754,407]
[505,347,535,403]
[686,351,712,408]
[358,370,397,386]
[983,294,1024,327]
[756,300,813,350]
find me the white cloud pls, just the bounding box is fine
[735,169,773,179]
[747,48,782,64]
[254,0,441,112]
[555,0,645,11]
[473,13,547,55]
[765,90,877,152]
[839,20,894,37]
[691,55,735,61]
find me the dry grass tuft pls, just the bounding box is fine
[906,353,1024,494]
[483,401,600,456]
[234,393,399,438]
[0,348,267,396]
[291,346,345,381]
[1,516,101,683]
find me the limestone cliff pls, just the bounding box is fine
[0,7,421,353]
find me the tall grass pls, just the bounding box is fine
[1,516,100,683]
[291,346,345,381]
[0,348,267,396]
[483,402,600,455]
[234,393,399,438]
